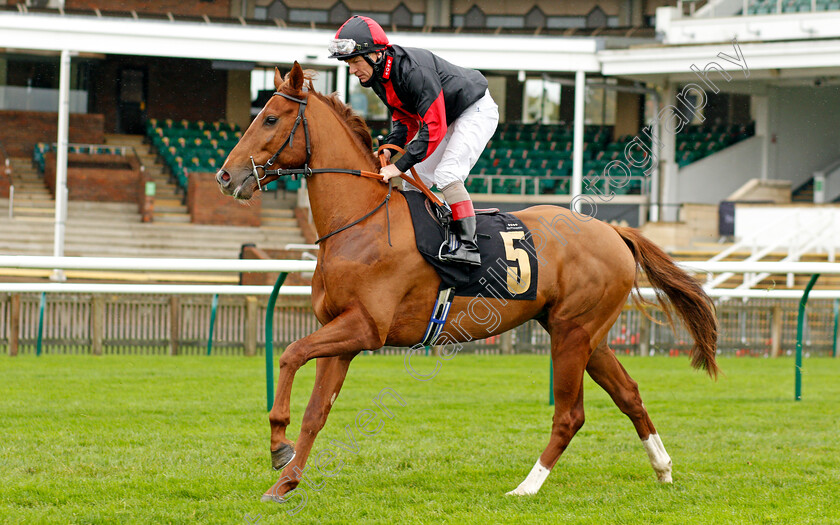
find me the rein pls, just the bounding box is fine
[249,90,443,245]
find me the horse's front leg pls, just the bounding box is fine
[265,307,384,497]
[262,352,357,502]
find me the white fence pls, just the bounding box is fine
[1,256,839,357]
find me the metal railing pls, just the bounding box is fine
[699,211,836,290]
[688,0,829,18]
[0,257,315,361]
[468,174,648,197]
[54,143,138,157]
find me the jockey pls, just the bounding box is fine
[328,15,499,267]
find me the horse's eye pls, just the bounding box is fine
[265,116,278,126]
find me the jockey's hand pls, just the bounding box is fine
[380,163,403,182]
[381,149,392,163]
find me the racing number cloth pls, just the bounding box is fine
[403,191,538,301]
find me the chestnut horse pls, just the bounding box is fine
[217,63,719,502]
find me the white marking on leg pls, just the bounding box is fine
[506,459,551,496]
[642,433,672,483]
[330,392,337,406]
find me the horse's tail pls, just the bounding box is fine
[612,225,720,379]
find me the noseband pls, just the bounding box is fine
[249,91,312,191]
[248,90,387,189]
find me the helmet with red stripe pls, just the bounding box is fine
[328,16,390,60]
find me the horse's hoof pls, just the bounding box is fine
[657,472,673,483]
[261,492,287,503]
[271,443,296,471]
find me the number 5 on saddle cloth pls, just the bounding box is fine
[402,190,539,345]
[377,147,537,345]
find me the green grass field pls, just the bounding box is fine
[2,354,839,524]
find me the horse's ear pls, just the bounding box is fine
[273,67,283,91]
[288,61,304,93]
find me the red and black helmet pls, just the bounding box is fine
[328,16,390,60]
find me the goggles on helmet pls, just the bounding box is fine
[328,38,387,60]
[328,38,359,57]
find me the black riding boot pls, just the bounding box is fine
[442,216,481,266]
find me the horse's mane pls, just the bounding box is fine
[282,70,377,167]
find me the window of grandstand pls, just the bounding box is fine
[0,54,89,113]
[252,1,424,28]
[524,76,619,126]
[523,78,562,123]
[452,5,619,29]
[348,79,389,121]
[585,80,617,126]
[250,66,334,117]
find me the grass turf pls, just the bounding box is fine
[1,354,838,524]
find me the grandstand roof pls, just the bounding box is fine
[600,39,840,79]
[0,10,604,73]
[5,8,840,81]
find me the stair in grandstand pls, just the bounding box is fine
[0,195,304,260]
[669,247,840,291]
[103,134,189,223]
[141,120,302,234]
[1,152,305,263]
[791,178,814,203]
[259,189,300,231]
[6,157,54,220]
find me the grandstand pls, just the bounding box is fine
[0,0,838,281]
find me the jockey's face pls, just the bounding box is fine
[345,54,376,84]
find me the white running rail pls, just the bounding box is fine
[1,256,839,298]
[0,256,316,295]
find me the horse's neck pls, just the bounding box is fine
[305,111,389,238]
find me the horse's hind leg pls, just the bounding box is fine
[586,341,672,482]
[507,320,590,496]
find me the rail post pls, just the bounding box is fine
[795,274,820,401]
[771,304,783,358]
[9,294,20,357]
[36,292,46,356]
[245,296,258,357]
[549,357,554,406]
[169,296,180,356]
[92,295,104,356]
[206,293,219,356]
[832,298,839,359]
[265,272,289,412]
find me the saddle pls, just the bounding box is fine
[402,190,538,301]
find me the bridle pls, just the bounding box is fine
[248,89,388,190]
[246,89,445,245]
[248,91,313,191]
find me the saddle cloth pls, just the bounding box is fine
[402,190,538,301]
